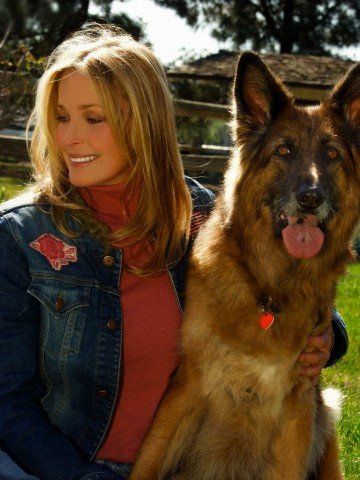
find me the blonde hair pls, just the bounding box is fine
[26,22,192,275]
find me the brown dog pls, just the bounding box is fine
[129,53,360,480]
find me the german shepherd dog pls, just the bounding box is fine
[129,53,360,479]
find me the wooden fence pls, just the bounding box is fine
[0,100,233,189]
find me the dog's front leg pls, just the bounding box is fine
[129,374,203,480]
[264,383,316,480]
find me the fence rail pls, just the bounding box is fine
[0,99,233,184]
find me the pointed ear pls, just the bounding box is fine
[233,52,293,134]
[328,63,360,127]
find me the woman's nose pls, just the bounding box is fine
[57,122,84,147]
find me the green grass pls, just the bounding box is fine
[323,263,360,479]
[0,176,27,201]
[0,177,358,475]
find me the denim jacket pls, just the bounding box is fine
[0,177,347,480]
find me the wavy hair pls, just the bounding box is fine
[26,22,192,275]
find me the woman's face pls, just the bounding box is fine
[55,70,129,187]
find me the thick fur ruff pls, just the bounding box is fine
[130,54,360,480]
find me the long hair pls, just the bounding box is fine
[26,22,192,275]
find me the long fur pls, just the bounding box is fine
[130,54,360,480]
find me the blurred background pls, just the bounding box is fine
[0,0,360,192]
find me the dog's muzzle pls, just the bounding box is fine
[274,185,330,259]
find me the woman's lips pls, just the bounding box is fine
[69,154,99,163]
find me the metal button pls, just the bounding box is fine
[103,255,115,267]
[55,295,64,311]
[106,319,117,331]
[97,389,109,398]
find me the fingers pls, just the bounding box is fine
[298,346,330,382]
[299,350,330,367]
[306,325,333,351]
[298,325,334,383]
[300,364,322,378]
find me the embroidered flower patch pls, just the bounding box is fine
[29,234,78,271]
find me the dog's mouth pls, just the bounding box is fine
[276,211,326,259]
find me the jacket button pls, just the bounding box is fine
[106,319,117,331]
[97,389,109,398]
[55,296,64,311]
[103,255,115,267]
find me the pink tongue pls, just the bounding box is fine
[282,218,324,259]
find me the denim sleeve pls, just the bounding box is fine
[325,309,349,367]
[0,217,121,480]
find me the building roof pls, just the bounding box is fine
[167,50,356,89]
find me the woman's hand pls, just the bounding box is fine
[298,325,334,385]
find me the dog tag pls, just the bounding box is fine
[259,312,275,329]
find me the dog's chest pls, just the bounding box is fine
[200,340,297,418]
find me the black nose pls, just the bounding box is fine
[296,185,325,211]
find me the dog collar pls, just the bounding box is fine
[258,296,280,329]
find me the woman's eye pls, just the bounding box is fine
[277,145,291,156]
[55,115,67,122]
[327,147,339,159]
[87,118,103,124]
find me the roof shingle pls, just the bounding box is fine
[167,50,356,88]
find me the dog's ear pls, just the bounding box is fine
[233,52,293,134]
[327,63,360,127]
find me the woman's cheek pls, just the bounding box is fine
[54,125,64,148]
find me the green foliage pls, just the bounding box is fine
[170,74,231,147]
[0,187,6,202]
[0,40,44,129]
[177,117,229,147]
[0,177,24,201]
[154,0,360,55]
[0,1,146,58]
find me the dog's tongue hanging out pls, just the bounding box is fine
[281,215,324,258]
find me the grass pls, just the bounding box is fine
[0,176,27,201]
[323,263,360,479]
[0,177,358,476]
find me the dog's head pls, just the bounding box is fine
[231,52,360,261]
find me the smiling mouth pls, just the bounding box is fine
[69,155,99,163]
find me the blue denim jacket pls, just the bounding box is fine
[0,177,347,480]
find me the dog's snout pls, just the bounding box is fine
[296,185,325,211]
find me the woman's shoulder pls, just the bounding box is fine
[0,190,49,218]
[0,191,51,237]
[185,176,215,214]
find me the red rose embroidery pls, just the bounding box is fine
[29,234,78,271]
[190,211,208,237]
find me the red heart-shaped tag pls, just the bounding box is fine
[259,312,275,329]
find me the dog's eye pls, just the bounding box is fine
[277,145,290,156]
[327,148,339,159]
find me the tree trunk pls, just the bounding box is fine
[280,0,294,53]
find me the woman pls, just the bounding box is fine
[0,23,347,480]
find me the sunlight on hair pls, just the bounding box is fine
[25,22,192,276]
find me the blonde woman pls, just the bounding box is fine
[0,23,347,480]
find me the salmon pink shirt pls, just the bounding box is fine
[80,183,182,463]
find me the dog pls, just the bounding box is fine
[129,52,360,480]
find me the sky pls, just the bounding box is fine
[90,0,360,66]
[90,0,231,65]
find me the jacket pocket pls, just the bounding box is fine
[27,276,90,357]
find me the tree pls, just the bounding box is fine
[154,0,360,55]
[0,0,146,58]
[0,24,45,129]
[0,0,147,128]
